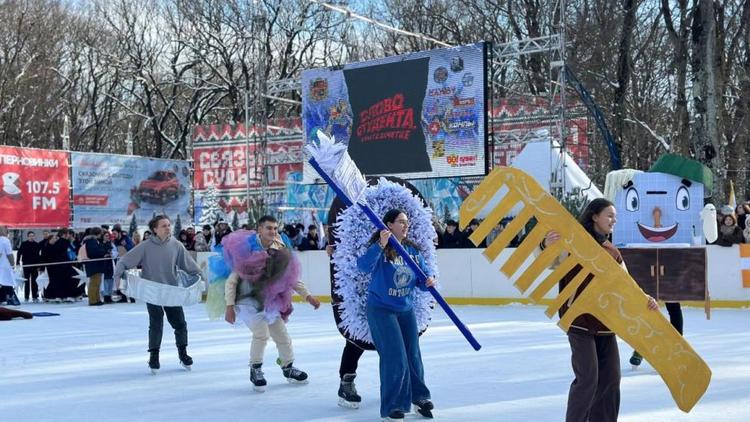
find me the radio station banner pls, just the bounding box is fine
[71,152,191,227]
[0,146,71,228]
[302,42,488,181]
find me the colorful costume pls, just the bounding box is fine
[208,229,312,390]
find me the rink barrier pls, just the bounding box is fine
[203,241,750,309]
[13,244,749,308]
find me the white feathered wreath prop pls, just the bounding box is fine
[332,177,438,344]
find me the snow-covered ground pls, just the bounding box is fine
[1,302,748,421]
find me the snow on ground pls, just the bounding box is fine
[1,302,748,421]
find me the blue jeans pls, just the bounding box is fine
[366,305,430,418]
[101,278,114,296]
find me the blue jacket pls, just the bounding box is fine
[357,242,431,312]
[84,237,112,277]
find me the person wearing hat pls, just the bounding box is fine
[214,219,232,246]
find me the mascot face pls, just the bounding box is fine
[613,172,704,245]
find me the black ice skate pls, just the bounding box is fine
[281,362,308,384]
[630,351,643,369]
[178,346,192,371]
[382,410,405,421]
[337,373,361,409]
[413,399,434,418]
[148,349,160,375]
[250,363,267,392]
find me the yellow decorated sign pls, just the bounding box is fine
[459,167,711,413]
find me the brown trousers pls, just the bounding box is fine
[566,330,620,422]
[88,274,102,304]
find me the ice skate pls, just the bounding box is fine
[281,362,308,384]
[413,399,434,418]
[337,373,361,409]
[630,351,643,370]
[178,346,192,371]
[148,349,160,375]
[250,363,267,392]
[381,410,405,421]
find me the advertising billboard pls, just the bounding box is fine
[71,152,191,227]
[301,42,488,181]
[191,122,304,223]
[0,146,70,228]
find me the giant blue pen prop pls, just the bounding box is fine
[307,130,481,351]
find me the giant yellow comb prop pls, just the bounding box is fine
[460,167,710,412]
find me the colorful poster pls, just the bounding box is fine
[302,42,487,181]
[192,141,303,191]
[0,146,70,228]
[71,152,191,228]
[191,122,304,224]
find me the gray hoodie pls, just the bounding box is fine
[113,235,200,286]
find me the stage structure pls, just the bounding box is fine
[226,0,605,221]
[260,2,588,204]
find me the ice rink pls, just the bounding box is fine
[2,302,748,421]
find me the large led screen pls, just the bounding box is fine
[302,42,488,181]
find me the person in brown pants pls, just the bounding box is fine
[83,227,110,306]
[542,198,659,422]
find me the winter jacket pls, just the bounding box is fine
[298,233,320,251]
[115,234,134,256]
[16,240,41,265]
[441,230,463,248]
[84,236,111,277]
[357,242,431,313]
[716,225,744,246]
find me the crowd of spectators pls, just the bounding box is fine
[5,201,748,306]
[712,203,750,246]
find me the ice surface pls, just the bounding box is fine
[2,303,747,421]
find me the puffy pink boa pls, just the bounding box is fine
[221,230,301,321]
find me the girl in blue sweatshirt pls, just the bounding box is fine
[357,209,436,421]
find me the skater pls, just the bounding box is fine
[357,209,436,421]
[222,215,320,392]
[113,215,202,374]
[327,178,439,414]
[541,198,659,422]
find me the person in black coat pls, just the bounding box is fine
[440,220,463,248]
[16,231,42,302]
[299,225,321,251]
[40,229,79,302]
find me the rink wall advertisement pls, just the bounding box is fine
[71,152,191,228]
[301,42,488,181]
[0,146,70,228]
